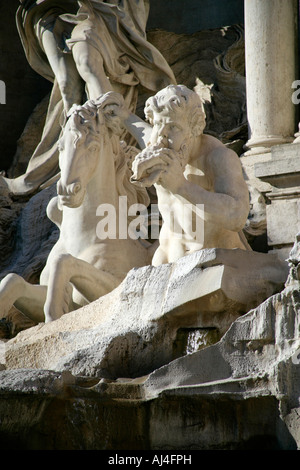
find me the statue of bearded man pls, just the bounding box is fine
[110,85,251,265]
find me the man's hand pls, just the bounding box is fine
[155,148,186,193]
[97,91,130,121]
[131,146,186,192]
[131,145,167,187]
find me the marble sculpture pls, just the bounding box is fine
[0,84,251,324]
[0,1,252,326]
[111,85,251,265]
[0,0,176,196]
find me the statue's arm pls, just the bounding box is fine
[171,148,249,233]
[123,113,153,150]
[207,148,250,231]
[107,92,152,149]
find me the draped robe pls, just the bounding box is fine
[13,0,176,194]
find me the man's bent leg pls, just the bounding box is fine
[72,42,112,100]
[41,29,84,111]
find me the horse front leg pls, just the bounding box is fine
[0,273,47,323]
[44,253,120,322]
[44,254,75,323]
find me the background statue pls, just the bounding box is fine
[0,93,150,324]
[1,0,176,196]
[111,84,251,265]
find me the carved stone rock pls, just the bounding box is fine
[2,248,288,378]
[0,246,298,450]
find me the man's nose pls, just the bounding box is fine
[157,125,168,144]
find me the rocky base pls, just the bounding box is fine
[0,370,296,450]
[0,250,298,450]
[2,248,288,378]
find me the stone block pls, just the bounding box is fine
[255,143,300,188]
[266,199,300,247]
[254,143,300,258]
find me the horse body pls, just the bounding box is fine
[0,93,150,324]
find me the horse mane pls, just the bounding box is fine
[115,142,150,209]
[66,98,150,210]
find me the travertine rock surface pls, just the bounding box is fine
[0,242,298,450]
[2,248,288,379]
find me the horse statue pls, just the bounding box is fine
[0,92,150,325]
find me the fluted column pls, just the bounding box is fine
[244,0,298,155]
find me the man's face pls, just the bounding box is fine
[149,110,190,153]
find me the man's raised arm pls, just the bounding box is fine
[106,92,152,149]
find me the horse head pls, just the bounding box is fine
[57,92,149,211]
[57,100,105,208]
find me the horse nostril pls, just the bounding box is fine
[57,180,81,196]
[68,182,81,195]
[73,182,81,194]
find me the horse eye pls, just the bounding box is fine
[88,146,98,153]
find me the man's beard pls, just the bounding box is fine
[176,138,191,169]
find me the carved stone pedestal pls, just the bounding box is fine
[255,143,300,261]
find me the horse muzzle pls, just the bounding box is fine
[57,180,85,208]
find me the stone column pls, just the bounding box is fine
[244,0,298,156]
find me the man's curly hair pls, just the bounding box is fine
[144,84,206,137]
